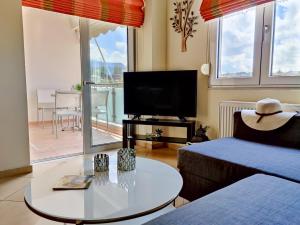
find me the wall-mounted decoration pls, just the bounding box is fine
[170,0,198,52]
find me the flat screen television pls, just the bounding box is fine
[124,70,197,118]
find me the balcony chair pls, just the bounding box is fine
[37,89,56,128]
[52,90,82,138]
[92,89,109,131]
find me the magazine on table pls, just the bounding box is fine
[53,175,93,191]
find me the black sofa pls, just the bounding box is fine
[178,112,300,201]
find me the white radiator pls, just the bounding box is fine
[219,101,300,138]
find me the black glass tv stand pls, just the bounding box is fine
[131,115,186,122]
[123,118,196,148]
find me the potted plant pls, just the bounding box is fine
[154,128,163,138]
[73,83,82,91]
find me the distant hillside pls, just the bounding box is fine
[90,60,127,82]
[90,60,126,74]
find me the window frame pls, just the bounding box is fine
[209,1,300,87]
[127,27,136,72]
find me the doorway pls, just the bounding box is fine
[80,18,133,153]
[22,8,128,161]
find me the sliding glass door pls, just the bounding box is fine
[80,18,134,154]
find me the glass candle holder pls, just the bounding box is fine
[94,154,109,172]
[117,148,136,171]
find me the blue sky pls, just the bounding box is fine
[220,7,256,76]
[272,0,300,74]
[96,27,127,58]
[90,25,127,67]
[220,0,300,76]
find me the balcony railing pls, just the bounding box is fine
[91,82,124,126]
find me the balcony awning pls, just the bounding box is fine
[200,0,274,21]
[70,17,119,38]
[22,0,145,27]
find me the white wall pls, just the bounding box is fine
[166,0,300,139]
[22,7,81,122]
[0,0,30,171]
[136,0,167,71]
[136,0,168,137]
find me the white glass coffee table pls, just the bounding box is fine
[24,155,183,225]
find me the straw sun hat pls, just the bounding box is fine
[241,98,297,131]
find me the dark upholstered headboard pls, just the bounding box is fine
[233,111,300,149]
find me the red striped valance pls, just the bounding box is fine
[22,0,145,27]
[200,0,273,21]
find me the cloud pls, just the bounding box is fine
[220,8,256,75]
[272,0,300,74]
[115,41,127,51]
[90,42,102,61]
[106,50,127,66]
[220,1,300,76]
[89,42,127,66]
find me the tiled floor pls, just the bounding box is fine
[0,148,187,225]
[29,123,121,161]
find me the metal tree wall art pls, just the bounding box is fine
[170,0,198,52]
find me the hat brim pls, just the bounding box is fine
[241,110,297,131]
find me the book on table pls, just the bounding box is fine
[53,175,93,191]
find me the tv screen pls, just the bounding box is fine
[124,70,197,117]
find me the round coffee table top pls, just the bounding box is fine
[24,155,183,224]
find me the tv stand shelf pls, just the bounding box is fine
[135,135,187,144]
[122,119,196,148]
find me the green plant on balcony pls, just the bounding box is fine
[73,83,82,91]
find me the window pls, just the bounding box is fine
[272,1,300,77]
[210,0,300,86]
[219,8,256,79]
